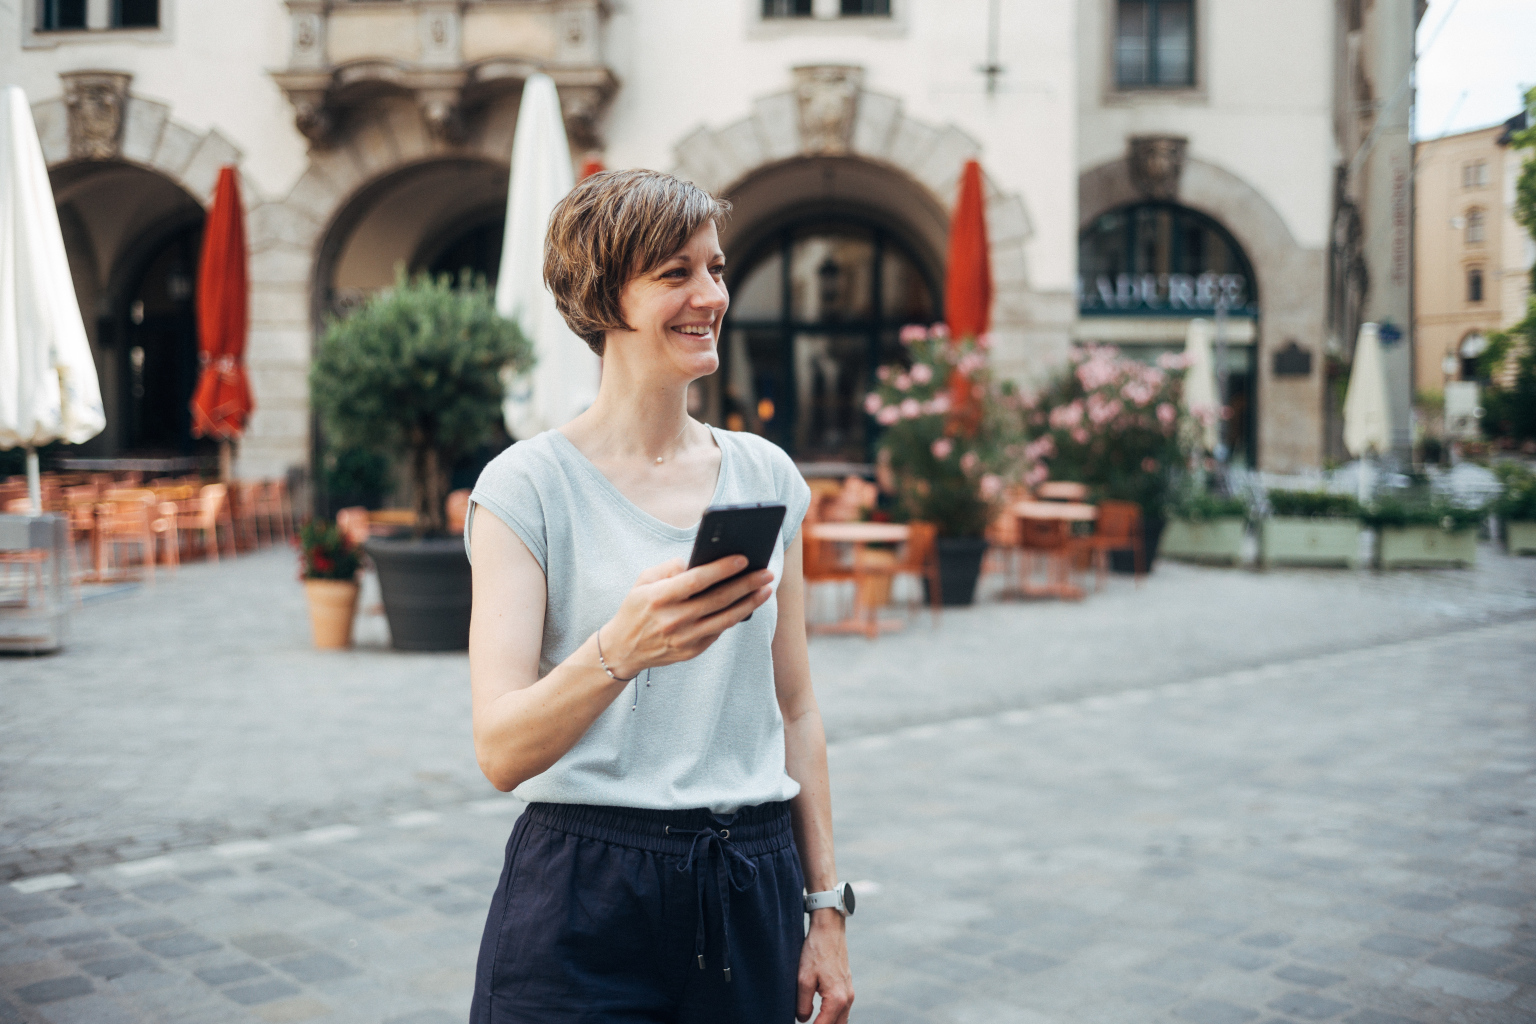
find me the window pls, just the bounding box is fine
[113,0,157,27]
[1116,0,1194,88]
[1078,202,1257,315]
[1465,208,1485,245]
[762,0,812,16]
[39,0,86,29]
[840,0,891,13]
[1467,267,1484,303]
[1462,161,1489,189]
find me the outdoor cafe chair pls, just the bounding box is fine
[1017,516,1082,600]
[228,481,266,550]
[1036,480,1090,502]
[263,479,295,541]
[175,484,236,562]
[1073,499,1145,589]
[891,520,942,626]
[96,496,164,580]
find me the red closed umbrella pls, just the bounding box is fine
[190,165,254,468]
[943,159,991,437]
[944,159,991,340]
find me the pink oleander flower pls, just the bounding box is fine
[1024,435,1057,461]
[877,406,901,425]
[900,398,922,419]
[929,393,952,414]
[864,393,883,415]
[980,473,1003,499]
[1049,401,1085,429]
[895,374,912,391]
[1157,403,1176,427]
[931,438,954,459]
[1157,352,1190,370]
[960,451,980,473]
[876,365,892,381]
[1071,427,1090,445]
[1142,457,1159,473]
[910,363,933,385]
[1025,464,1049,487]
[977,333,993,350]
[929,323,950,340]
[900,324,928,343]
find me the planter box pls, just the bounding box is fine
[1260,517,1361,568]
[1375,527,1477,569]
[1160,517,1246,566]
[1507,521,1536,556]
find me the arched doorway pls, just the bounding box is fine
[1077,201,1261,466]
[719,216,938,461]
[50,162,210,457]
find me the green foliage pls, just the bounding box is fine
[1513,88,1536,290]
[1268,490,1362,520]
[310,271,533,535]
[871,326,1021,538]
[1169,491,1249,523]
[1020,345,1188,514]
[1362,496,1485,531]
[297,519,361,580]
[1494,463,1536,522]
[1480,320,1536,443]
[322,446,392,512]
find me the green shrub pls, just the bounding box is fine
[1169,492,1248,522]
[1494,463,1536,522]
[1268,490,1362,519]
[1362,496,1485,531]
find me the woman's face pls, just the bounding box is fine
[612,221,728,382]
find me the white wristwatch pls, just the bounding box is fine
[803,882,855,918]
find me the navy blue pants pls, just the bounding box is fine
[470,801,805,1023]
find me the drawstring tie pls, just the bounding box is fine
[666,822,759,982]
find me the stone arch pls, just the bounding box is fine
[667,72,1041,379]
[1079,153,1328,471]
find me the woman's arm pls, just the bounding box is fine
[773,535,854,1024]
[468,510,775,792]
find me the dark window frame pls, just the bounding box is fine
[839,0,892,15]
[112,0,159,28]
[1077,200,1259,317]
[1467,267,1484,304]
[761,0,813,18]
[39,0,87,30]
[1114,0,1197,90]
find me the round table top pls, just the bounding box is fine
[807,522,913,543]
[1012,500,1099,522]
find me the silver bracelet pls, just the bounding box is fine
[595,626,639,683]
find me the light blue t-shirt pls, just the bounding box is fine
[466,426,812,813]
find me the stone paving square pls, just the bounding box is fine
[1,547,1535,1021]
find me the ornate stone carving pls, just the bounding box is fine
[61,71,131,161]
[1128,135,1187,200]
[419,92,464,143]
[793,65,862,155]
[557,85,605,152]
[292,95,334,146]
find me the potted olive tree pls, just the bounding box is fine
[1364,496,1482,569]
[1495,464,1536,555]
[869,325,1019,605]
[310,271,533,650]
[1260,490,1363,568]
[298,519,362,649]
[1160,491,1249,566]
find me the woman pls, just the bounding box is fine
[465,169,854,1024]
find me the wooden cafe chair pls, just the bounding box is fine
[176,483,235,562]
[1074,499,1144,590]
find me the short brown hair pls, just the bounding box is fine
[544,169,730,356]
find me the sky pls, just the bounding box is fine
[1414,0,1536,140]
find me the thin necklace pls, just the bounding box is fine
[651,419,693,465]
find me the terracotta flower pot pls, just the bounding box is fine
[304,577,359,649]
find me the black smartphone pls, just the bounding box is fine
[687,503,787,619]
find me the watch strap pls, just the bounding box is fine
[803,885,850,916]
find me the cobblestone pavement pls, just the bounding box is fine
[1,547,1534,1022]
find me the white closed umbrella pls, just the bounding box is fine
[495,73,599,439]
[1181,317,1219,453]
[1343,322,1391,458]
[0,86,105,513]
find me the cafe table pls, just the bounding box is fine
[1007,500,1098,601]
[804,521,911,638]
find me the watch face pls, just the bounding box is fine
[841,882,856,916]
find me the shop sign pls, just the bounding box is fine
[1077,272,1250,315]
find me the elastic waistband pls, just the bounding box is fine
[523,801,794,857]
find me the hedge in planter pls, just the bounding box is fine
[310,271,533,650]
[1494,464,1536,556]
[1260,490,1363,568]
[1363,497,1483,569]
[1160,493,1248,566]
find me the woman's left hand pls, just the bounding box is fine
[797,911,853,1023]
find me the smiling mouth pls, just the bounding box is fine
[673,324,714,337]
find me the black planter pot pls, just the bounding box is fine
[1110,516,1165,574]
[364,537,472,651]
[935,537,989,606]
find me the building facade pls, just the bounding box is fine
[1414,113,1534,395]
[3,0,1416,480]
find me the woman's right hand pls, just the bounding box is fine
[598,556,775,679]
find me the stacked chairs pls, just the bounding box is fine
[176,484,236,562]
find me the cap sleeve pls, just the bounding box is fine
[466,441,550,574]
